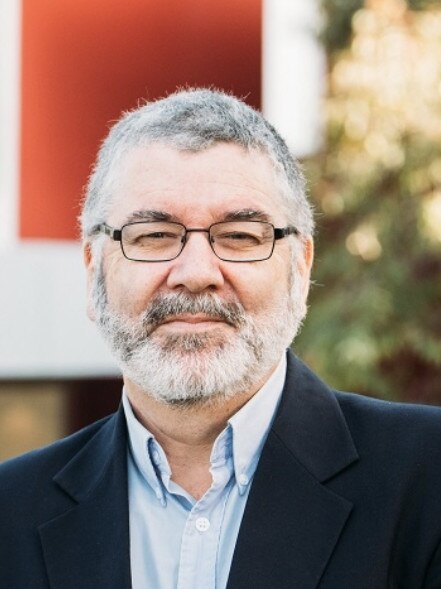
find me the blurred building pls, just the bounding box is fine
[0,0,322,459]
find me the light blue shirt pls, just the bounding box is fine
[123,354,287,589]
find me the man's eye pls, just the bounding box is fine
[137,232,177,240]
[144,232,167,239]
[220,232,262,244]
[126,232,179,248]
[224,232,250,239]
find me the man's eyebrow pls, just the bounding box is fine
[123,208,273,224]
[124,209,173,223]
[222,209,273,223]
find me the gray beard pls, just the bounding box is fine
[92,267,304,405]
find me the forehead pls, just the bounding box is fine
[108,143,287,225]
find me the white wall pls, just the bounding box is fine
[0,241,119,378]
[262,0,325,157]
[0,0,21,249]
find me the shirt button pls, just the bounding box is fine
[238,474,249,486]
[195,517,210,532]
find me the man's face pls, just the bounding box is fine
[85,143,313,404]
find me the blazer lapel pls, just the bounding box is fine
[227,353,358,589]
[38,407,131,589]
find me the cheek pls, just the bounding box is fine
[104,261,168,316]
[227,257,290,313]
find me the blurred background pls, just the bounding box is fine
[1,0,440,460]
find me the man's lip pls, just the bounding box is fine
[161,314,224,325]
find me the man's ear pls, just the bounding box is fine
[298,236,314,304]
[83,240,96,322]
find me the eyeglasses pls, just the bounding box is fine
[92,220,299,263]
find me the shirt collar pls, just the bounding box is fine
[228,353,287,494]
[122,352,287,499]
[122,392,166,501]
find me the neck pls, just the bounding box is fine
[124,367,276,499]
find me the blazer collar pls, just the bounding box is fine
[227,351,359,589]
[273,351,358,482]
[38,407,131,589]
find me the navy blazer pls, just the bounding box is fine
[1,352,441,588]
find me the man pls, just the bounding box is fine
[1,89,441,589]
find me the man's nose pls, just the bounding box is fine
[166,231,225,293]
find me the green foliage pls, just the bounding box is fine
[320,0,363,52]
[321,0,441,52]
[296,1,441,404]
[408,0,441,9]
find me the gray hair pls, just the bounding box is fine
[80,88,314,239]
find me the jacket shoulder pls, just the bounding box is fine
[0,413,115,492]
[335,390,441,452]
[335,389,441,422]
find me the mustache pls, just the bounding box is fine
[140,292,247,329]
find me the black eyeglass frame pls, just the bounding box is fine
[91,220,299,263]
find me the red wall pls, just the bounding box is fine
[20,0,262,239]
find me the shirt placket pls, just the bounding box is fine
[176,457,232,589]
